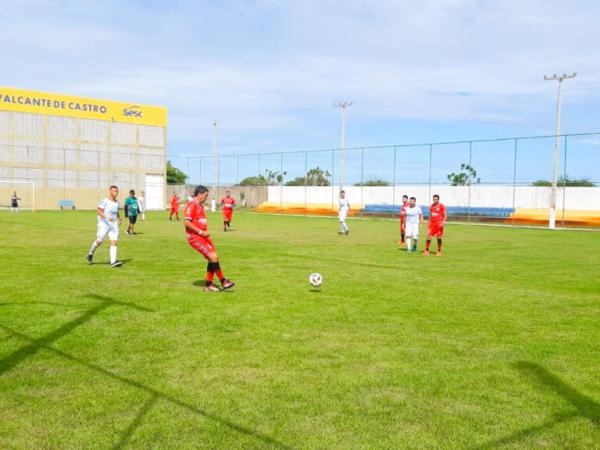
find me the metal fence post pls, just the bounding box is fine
[280,151,284,210]
[360,147,365,216]
[236,154,240,185]
[467,141,472,223]
[304,150,308,216]
[512,138,518,226]
[217,156,220,198]
[562,135,568,227]
[392,145,397,210]
[331,149,335,211]
[199,157,203,184]
[428,144,433,202]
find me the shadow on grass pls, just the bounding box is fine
[92,258,133,266]
[473,361,599,449]
[0,294,287,449]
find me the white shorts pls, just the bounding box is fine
[405,222,419,239]
[339,211,348,222]
[97,221,119,242]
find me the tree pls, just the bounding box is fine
[532,176,595,187]
[354,179,391,186]
[167,160,187,184]
[447,163,480,186]
[237,169,287,186]
[285,167,331,186]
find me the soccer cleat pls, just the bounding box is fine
[86,254,93,264]
[435,251,442,257]
[125,229,130,235]
[345,230,349,235]
[221,279,236,290]
[110,261,123,267]
[204,285,221,292]
[422,250,430,256]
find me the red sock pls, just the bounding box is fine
[426,240,431,250]
[216,269,224,280]
[206,270,214,284]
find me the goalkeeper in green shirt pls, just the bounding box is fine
[124,190,140,236]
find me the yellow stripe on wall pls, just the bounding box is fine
[0,86,167,127]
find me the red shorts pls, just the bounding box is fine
[223,209,233,221]
[188,237,216,259]
[428,223,444,238]
[171,207,179,213]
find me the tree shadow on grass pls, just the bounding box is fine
[473,361,599,449]
[0,294,287,449]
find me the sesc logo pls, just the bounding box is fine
[123,105,143,118]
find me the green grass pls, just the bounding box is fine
[0,210,599,449]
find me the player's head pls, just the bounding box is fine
[194,185,209,202]
[409,196,416,207]
[432,194,440,204]
[109,185,118,199]
[141,190,145,196]
[402,195,408,203]
[226,190,230,197]
[340,190,345,198]
[129,189,135,196]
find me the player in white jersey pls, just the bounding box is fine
[87,185,123,267]
[339,190,350,235]
[138,190,146,221]
[404,196,423,254]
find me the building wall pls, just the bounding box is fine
[0,87,167,210]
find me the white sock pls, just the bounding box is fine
[406,237,412,250]
[89,241,99,255]
[341,222,348,232]
[110,245,117,264]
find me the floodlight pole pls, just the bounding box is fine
[334,101,352,191]
[544,72,576,229]
[211,120,219,212]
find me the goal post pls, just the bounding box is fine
[0,180,36,212]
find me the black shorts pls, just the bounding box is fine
[129,215,138,224]
[11,201,18,207]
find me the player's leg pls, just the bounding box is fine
[400,222,406,244]
[108,226,121,266]
[206,251,235,290]
[423,228,433,255]
[88,224,109,263]
[435,227,444,256]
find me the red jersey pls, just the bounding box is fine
[400,202,409,223]
[170,195,179,208]
[221,197,236,210]
[429,202,446,225]
[184,201,208,240]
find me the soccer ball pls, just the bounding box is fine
[309,273,323,287]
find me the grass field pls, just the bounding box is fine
[0,210,599,449]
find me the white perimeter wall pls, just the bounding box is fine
[268,185,600,210]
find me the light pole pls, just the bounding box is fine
[211,119,219,212]
[334,101,352,190]
[544,72,576,229]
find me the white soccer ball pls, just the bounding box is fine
[309,273,323,287]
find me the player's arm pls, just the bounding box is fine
[443,206,448,224]
[184,219,210,238]
[97,207,106,220]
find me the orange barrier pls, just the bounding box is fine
[510,209,600,226]
[254,202,356,216]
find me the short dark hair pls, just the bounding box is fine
[402,195,408,199]
[194,185,209,196]
[410,196,416,201]
[340,190,345,194]
[109,185,118,190]
[226,190,230,194]
[129,189,135,195]
[433,194,440,199]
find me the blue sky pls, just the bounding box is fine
[2,0,600,182]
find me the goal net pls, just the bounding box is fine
[0,180,36,211]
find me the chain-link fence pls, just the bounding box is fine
[176,133,600,228]
[0,144,165,210]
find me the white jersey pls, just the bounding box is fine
[98,198,119,224]
[404,205,422,226]
[339,198,350,213]
[138,196,146,212]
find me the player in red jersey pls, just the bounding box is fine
[169,192,180,221]
[423,194,448,257]
[220,191,236,231]
[185,185,235,292]
[399,195,409,245]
